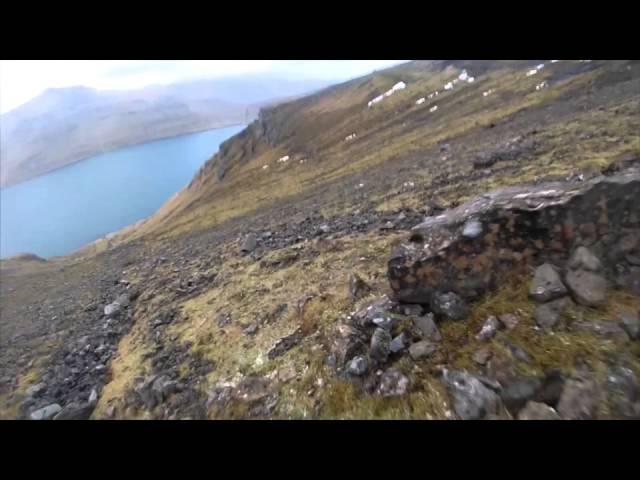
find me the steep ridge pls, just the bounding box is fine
[2,60,640,420]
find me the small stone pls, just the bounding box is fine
[572,320,629,340]
[476,316,502,341]
[498,313,519,330]
[372,316,394,330]
[472,347,493,366]
[347,356,368,376]
[500,377,542,414]
[568,246,602,272]
[30,404,62,420]
[565,270,608,307]
[557,372,600,419]
[431,291,467,321]
[413,313,442,341]
[243,323,259,336]
[619,311,640,340]
[370,328,392,363]
[442,369,500,420]
[517,401,561,420]
[26,383,46,398]
[409,340,438,360]
[318,224,331,234]
[462,219,483,239]
[89,388,98,405]
[217,313,232,328]
[534,297,571,329]
[116,293,131,308]
[104,302,121,317]
[240,233,258,253]
[529,264,567,302]
[375,368,410,397]
[487,355,516,385]
[390,333,409,353]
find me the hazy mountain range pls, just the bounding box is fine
[0,75,331,187]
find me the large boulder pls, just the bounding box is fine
[388,170,640,304]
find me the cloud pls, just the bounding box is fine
[0,60,408,114]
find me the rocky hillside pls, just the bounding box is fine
[1,60,639,420]
[0,77,329,187]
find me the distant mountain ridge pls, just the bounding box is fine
[0,76,331,187]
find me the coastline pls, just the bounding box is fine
[0,121,248,190]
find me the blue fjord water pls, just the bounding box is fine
[0,125,244,259]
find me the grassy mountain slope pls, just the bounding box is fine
[1,60,640,420]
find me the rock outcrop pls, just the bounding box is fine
[388,169,640,304]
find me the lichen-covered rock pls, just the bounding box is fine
[476,316,503,341]
[442,369,501,420]
[408,340,438,360]
[412,313,442,341]
[431,292,467,321]
[530,264,568,303]
[388,171,640,304]
[369,328,392,363]
[375,368,410,397]
[565,270,608,307]
[346,356,368,376]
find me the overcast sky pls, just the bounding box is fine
[0,60,409,114]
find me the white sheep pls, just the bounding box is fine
[444,82,453,90]
[458,70,469,81]
[278,155,290,163]
[535,81,548,91]
[482,89,495,97]
[430,105,438,113]
[262,165,269,170]
[427,93,434,99]
[356,183,365,189]
[467,77,475,83]
[416,97,426,105]
[526,69,538,77]
[403,181,415,189]
[536,63,545,70]
[434,91,439,96]
[345,133,357,141]
[551,60,559,63]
